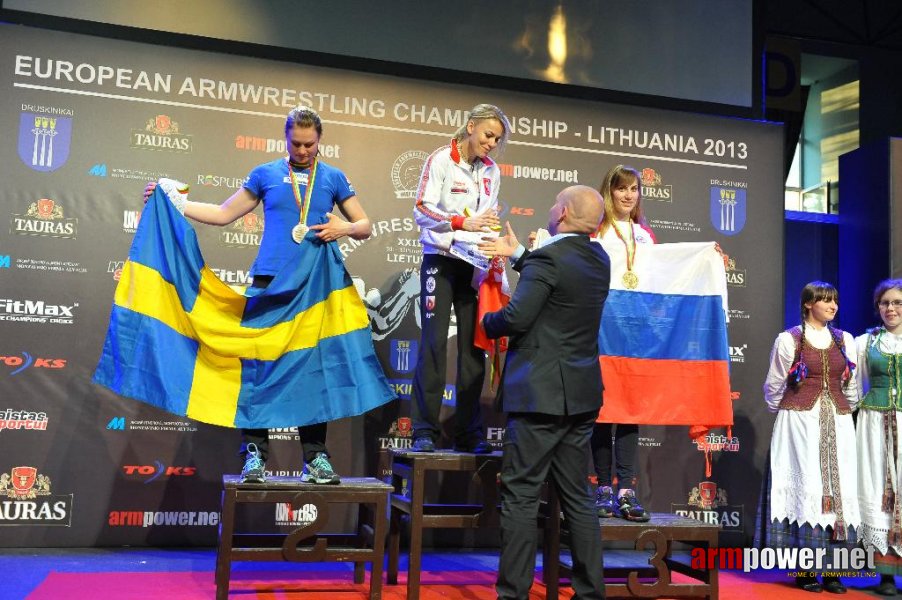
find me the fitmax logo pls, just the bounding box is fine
[729,345,747,363]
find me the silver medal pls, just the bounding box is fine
[291,223,309,243]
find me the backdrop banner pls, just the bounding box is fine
[0,23,782,546]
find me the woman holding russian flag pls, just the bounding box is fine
[762,281,860,594]
[855,278,902,596]
[590,164,654,522]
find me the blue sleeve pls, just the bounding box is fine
[244,163,266,199]
[333,169,355,204]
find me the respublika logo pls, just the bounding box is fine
[0,298,78,325]
[18,108,73,172]
[197,174,248,189]
[0,352,66,375]
[131,115,192,153]
[390,340,417,373]
[10,199,77,239]
[0,466,73,526]
[391,150,429,199]
[710,184,747,236]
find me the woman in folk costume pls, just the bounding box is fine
[857,278,902,596]
[763,281,860,594]
[590,164,654,522]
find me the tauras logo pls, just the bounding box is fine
[672,481,742,530]
[0,466,72,526]
[131,115,192,153]
[11,199,77,239]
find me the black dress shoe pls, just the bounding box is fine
[795,575,823,593]
[822,577,846,594]
[454,440,495,454]
[410,437,435,452]
[875,575,897,596]
[468,440,494,454]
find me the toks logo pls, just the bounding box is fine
[0,352,66,375]
[671,481,742,530]
[10,199,77,239]
[0,466,73,525]
[122,462,197,483]
[131,115,192,153]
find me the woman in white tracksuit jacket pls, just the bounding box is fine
[410,103,511,453]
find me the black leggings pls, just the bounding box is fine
[590,422,638,489]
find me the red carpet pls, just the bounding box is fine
[26,569,881,599]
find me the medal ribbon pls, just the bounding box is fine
[612,219,636,274]
[288,157,318,228]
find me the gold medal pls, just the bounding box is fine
[622,270,639,289]
[291,223,309,243]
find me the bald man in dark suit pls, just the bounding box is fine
[481,185,609,600]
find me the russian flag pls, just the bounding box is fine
[596,241,732,428]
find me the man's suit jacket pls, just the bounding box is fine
[483,234,610,415]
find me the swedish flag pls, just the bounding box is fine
[93,184,395,428]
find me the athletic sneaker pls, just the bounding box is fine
[616,488,650,522]
[301,452,341,484]
[240,443,266,483]
[595,485,617,518]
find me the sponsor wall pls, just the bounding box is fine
[0,24,782,546]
